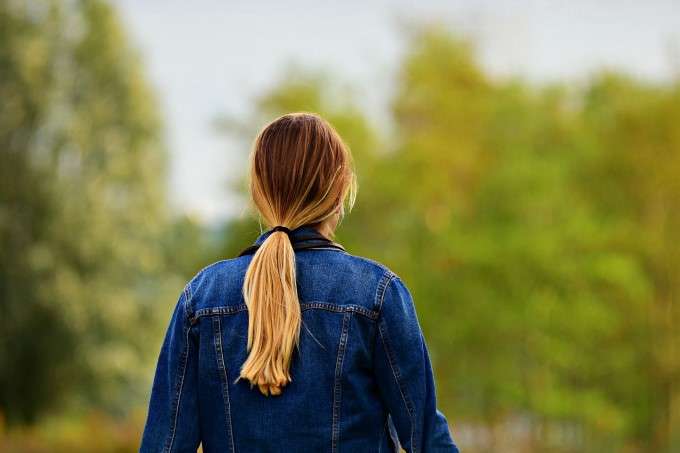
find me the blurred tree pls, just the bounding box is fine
[215,27,680,452]
[383,27,674,451]
[581,74,680,451]
[0,0,186,424]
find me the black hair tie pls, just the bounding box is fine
[271,225,291,235]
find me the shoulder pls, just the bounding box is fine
[294,248,398,286]
[343,254,417,314]
[341,252,396,279]
[334,252,412,312]
[182,256,253,313]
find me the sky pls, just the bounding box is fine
[113,0,680,224]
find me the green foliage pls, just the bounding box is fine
[0,0,191,424]
[218,27,680,452]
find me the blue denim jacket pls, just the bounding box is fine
[140,226,459,453]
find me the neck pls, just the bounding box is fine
[314,219,337,238]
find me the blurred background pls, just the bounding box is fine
[1,0,680,451]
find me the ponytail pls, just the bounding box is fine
[240,112,356,396]
[239,228,301,396]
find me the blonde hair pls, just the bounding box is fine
[239,112,356,396]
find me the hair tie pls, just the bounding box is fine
[271,225,291,235]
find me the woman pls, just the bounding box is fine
[140,113,459,452]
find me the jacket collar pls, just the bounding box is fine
[253,224,326,246]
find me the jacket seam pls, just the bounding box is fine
[302,302,378,319]
[195,304,248,319]
[192,302,379,322]
[332,311,352,453]
[213,316,236,453]
[374,271,396,313]
[164,298,191,453]
[183,282,194,318]
[378,319,418,453]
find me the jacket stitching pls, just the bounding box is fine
[374,271,395,313]
[195,304,248,318]
[164,299,191,453]
[302,302,378,319]
[213,316,236,453]
[378,321,418,453]
[183,283,194,318]
[192,303,378,321]
[332,311,352,453]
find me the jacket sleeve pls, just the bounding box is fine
[140,285,201,453]
[373,275,459,453]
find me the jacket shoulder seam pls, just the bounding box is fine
[374,270,397,314]
[182,282,194,319]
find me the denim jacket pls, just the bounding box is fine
[140,226,459,453]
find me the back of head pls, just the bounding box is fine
[240,112,356,396]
